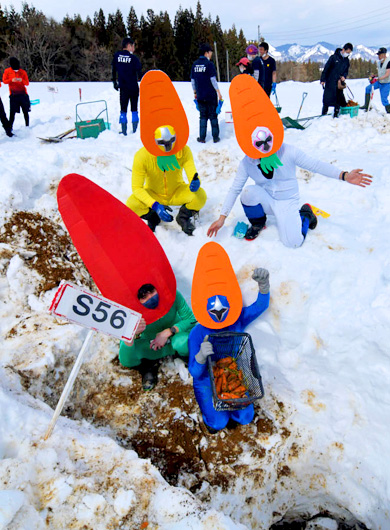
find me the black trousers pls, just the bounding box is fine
[198,98,219,141]
[0,97,10,132]
[322,88,347,117]
[9,93,30,127]
[119,87,139,113]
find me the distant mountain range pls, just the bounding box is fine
[268,42,388,63]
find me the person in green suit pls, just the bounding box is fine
[119,283,196,390]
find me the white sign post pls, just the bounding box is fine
[44,282,141,440]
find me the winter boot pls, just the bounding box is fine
[360,92,371,111]
[139,360,159,391]
[200,420,219,435]
[176,205,198,235]
[242,203,267,241]
[386,104,390,114]
[132,111,139,133]
[244,216,267,240]
[141,209,161,232]
[119,111,127,136]
[299,204,318,230]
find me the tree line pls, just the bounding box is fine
[0,2,376,83]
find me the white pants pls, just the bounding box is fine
[241,185,304,248]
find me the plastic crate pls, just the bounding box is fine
[339,106,359,118]
[207,331,264,411]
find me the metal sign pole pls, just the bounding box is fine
[43,330,95,440]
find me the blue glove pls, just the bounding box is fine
[152,202,173,222]
[194,99,199,111]
[216,99,224,115]
[113,80,119,91]
[189,173,200,192]
[271,82,277,94]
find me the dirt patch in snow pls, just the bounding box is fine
[0,210,371,530]
[0,210,94,293]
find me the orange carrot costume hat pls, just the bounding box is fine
[191,242,242,330]
[229,74,284,174]
[140,70,189,172]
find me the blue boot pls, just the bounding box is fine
[242,203,267,240]
[132,111,139,133]
[119,111,127,136]
[299,203,317,239]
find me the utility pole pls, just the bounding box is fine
[214,41,220,82]
[226,49,230,82]
[258,25,260,46]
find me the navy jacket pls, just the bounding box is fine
[191,56,218,102]
[112,50,141,91]
[320,48,350,107]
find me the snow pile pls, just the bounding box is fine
[0,78,389,529]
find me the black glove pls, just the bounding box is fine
[252,268,270,294]
[113,80,119,91]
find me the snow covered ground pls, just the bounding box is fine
[0,77,389,529]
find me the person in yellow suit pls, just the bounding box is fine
[126,125,207,235]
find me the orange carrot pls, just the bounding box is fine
[140,70,188,157]
[220,392,240,399]
[215,376,223,395]
[229,74,284,159]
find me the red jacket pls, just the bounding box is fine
[2,68,29,95]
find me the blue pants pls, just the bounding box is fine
[365,81,390,107]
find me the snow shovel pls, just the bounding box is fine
[282,92,308,129]
[38,127,76,143]
[273,89,282,113]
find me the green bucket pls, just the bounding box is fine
[339,106,359,118]
[75,118,106,139]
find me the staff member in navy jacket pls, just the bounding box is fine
[191,43,223,144]
[112,37,142,135]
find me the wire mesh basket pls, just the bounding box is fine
[207,331,264,411]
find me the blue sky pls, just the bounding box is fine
[3,0,390,47]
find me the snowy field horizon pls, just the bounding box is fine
[0,79,389,529]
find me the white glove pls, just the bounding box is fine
[252,268,270,294]
[195,340,213,364]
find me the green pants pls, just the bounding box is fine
[119,331,189,368]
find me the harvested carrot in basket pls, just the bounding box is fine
[212,356,247,400]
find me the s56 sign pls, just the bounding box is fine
[50,282,141,341]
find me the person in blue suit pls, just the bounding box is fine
[188,268,270,433]
[112,37,142,135]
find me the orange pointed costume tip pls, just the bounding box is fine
[140,70,189,157]
[191,242,242,329]
[229,74,284,159]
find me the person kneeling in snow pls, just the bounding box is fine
[189,242,270,433]
[119,283,196,391]
[207,74,373,248]
[126,132,207,235]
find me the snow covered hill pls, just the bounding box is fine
[272,42,385,63]
[0,79,389,529]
